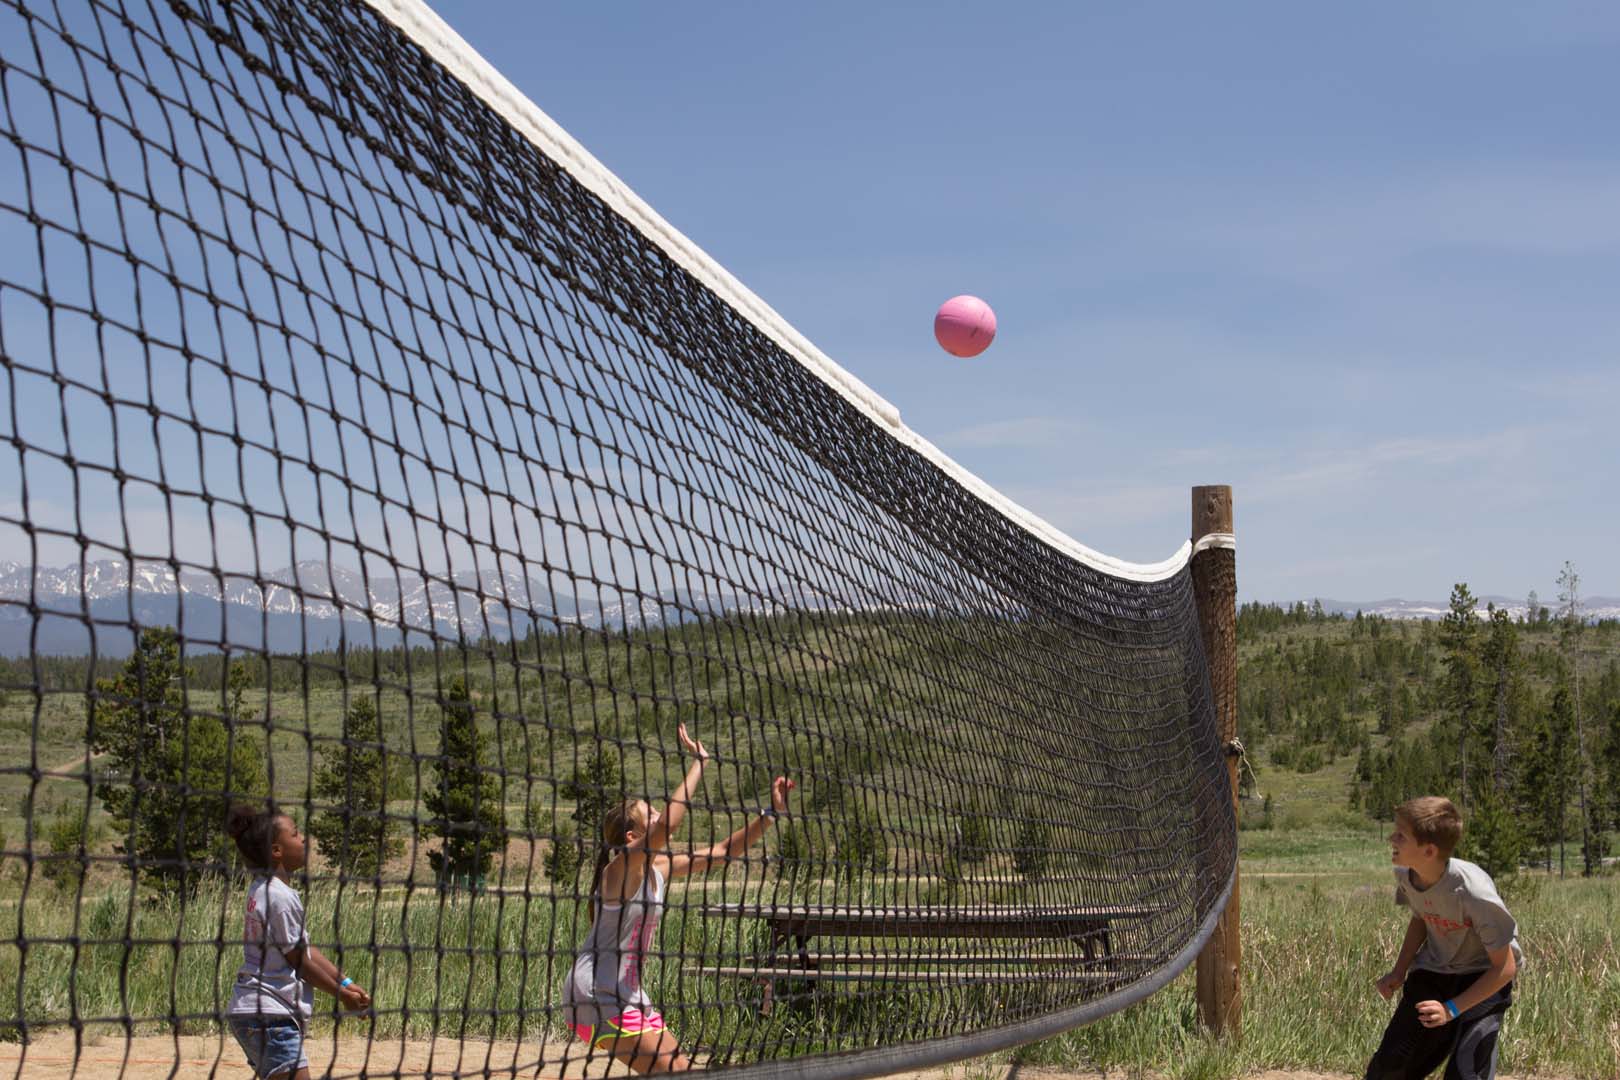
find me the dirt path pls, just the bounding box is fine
[0,1035,1573,1080]
[36,748,105,780]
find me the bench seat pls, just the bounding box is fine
[686,965,1143,985]
[731,951,1159,967]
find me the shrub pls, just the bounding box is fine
[775,820,830,880]
[1012,814,1051,882]
[42,804,96,890]
[835,807,888,881]
[954,804,992,866]
[522,791,549,834]
[542,820,582,886]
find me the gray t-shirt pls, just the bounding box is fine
[1395,857,1522,975]
[228,875,312,1022]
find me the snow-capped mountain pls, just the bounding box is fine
[1315,596,1620,622]
[3,557,572,618]
[0,559,578,656]
[0,559,819,656]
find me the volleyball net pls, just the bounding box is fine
[0,0,1236,1075]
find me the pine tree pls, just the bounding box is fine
[561,748,625,845]
[1542,680,1576,876]
[1557,562,1593,875]
[1580,800,1610,872]
[1478,607,1524,794]
[86,628,266,892]
[1439,584,1481,810]
[310,695,404,879]
[1461,789,1524,882]
[1377,675,1400,735]
[425,677,506,888]
[1603,700,1620,835]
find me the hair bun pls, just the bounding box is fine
[225,802,257,839]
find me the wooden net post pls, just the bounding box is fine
[1191,484,1240,1038]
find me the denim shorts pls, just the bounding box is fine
[227,1014,308,1079]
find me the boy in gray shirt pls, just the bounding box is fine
[1366,796,1519,1080]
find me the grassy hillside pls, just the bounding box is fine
[0,609,1211,900]
[1232,606,1619,856]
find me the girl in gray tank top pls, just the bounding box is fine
[563,858,667,1041]
[560,724,795,1074]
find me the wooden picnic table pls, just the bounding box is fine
[705,901,1165,957]
[697,901,1168,1008]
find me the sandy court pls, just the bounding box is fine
[0,1031,630,1080]
[0,1035,1576,1080]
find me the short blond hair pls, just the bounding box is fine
[1395,796,1462,856]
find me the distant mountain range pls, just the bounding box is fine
[1,559,1613,657]
[1312,596,1620,622]
[0,559,806,657]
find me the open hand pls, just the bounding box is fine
[339,982,371,1011]
[1375,969,1405,1001]
[677,723,710,761]
[1415,999,1452,1028]
[770,776,796,814]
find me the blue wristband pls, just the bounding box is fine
[1443,999,1458,1019]
[339,977,354,989]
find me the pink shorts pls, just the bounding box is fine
[569,1007,666,1049]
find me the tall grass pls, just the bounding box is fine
[1016,870,1620,1080]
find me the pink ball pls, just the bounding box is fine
[933,294,997,358]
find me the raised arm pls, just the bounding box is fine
[670,776,795,878]
[644,723,709,853]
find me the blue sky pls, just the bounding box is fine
[1,2,1613,611]
[421,1,1617,604]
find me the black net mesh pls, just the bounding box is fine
[0,0,1237,1075]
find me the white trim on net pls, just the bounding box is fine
[360,0,1198,583]
[1191,532,1236,555]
